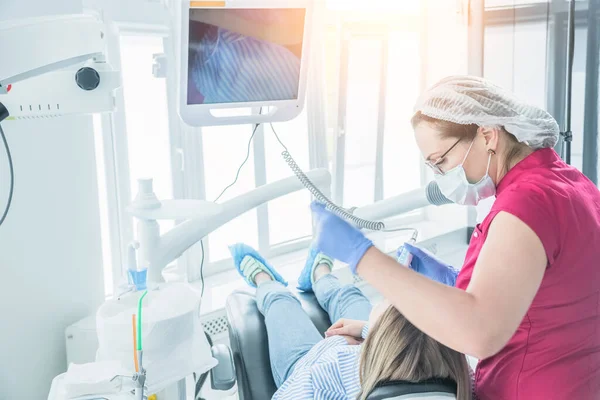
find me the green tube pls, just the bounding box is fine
[137,290,148,351]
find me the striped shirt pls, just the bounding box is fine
[190,27,301,104]
[273,325,370,400]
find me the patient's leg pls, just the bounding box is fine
[255,273,323,388]
[313,266,372,324]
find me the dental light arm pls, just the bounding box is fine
[0,15,104,88]
[0,13,118,227]
[128,169,332,283]
[0,14,119,120]
[353,181,452,222]
[129,173,450,283]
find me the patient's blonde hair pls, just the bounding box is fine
[358,306,471,400]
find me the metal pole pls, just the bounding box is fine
[582,0,600,183]
[466,0,485,242]
[467,0,485,76]
[562,0,576,164]
[374,33,389,202]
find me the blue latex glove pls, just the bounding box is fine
[398,242,459,287]
[310,202,373,274]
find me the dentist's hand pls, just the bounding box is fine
[398,242,459,286]
[310,202,373,274]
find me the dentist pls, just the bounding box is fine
[312,76,600,400]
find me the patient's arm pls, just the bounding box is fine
[340,335,363,345]
[325,319,367,339]
[190,9,304,46]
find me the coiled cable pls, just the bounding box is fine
[280,150,386,230]
[270,123,386,231]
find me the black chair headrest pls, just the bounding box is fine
[366,377,457,400]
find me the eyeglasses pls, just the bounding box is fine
[424,138,462,175]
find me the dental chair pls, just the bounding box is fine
[223,289,459,400]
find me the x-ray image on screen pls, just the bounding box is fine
[187,9,306,105]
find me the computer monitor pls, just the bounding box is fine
[179,0,312,126]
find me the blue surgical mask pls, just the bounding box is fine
[434,140,496,206]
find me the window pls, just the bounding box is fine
[327,0,421,13]
[484,22,549,109]
[120,34,174,232]
[485,0,549,8]
[100,3,489,289]
[331,23,427,215]
[102,25,319,282]
[201,109,314,265]
[93,114,114,297]
[383,31,422,199]
[597,42,600,184]
[569,26,588,172]
[95,31,178,293]
[483,2,597,176]
[482,0,600,187]
[265,108,313,246]
[203,124,259,262]
[343,37,383,208]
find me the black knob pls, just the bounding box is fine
[75,67,101,91]
[0,101,8,122]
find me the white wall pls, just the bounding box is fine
[1,5,105,399]
[0,116,105,399]
[1,1,107,396]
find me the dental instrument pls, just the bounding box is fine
[132,315,139,373]
[133,291,148,400]
[270,122,452,231]
[396,230,419,267]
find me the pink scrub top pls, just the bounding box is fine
[456,148,600,400]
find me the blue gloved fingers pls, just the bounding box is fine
[309,201,373,274]
[396,241,459,286]
[402,241,435,260]
[444,267,460,287]
[396,244,425,273]
[310,201,327,215]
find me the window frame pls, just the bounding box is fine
[484,0,600,181]
[97,10,330,285]
[96,3,542,288]
[332,18,427,221]
[96,20,186,290]
[196,34,331,277]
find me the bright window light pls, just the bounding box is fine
[120,34,174,234]
[383,31,422,198]
[203,124,259,261]
[327,0,421,13]
[343,38,383,208]
[485,0,549,8]
[92,114,114,297]
[265,107,312,245]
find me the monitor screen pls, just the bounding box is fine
[187,8,306,105]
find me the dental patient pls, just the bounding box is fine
[229,243,472,400]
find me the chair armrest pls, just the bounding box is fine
[210,344,236,391]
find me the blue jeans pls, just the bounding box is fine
[256,275,372,387]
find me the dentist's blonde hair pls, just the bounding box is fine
[358,305,471,400]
